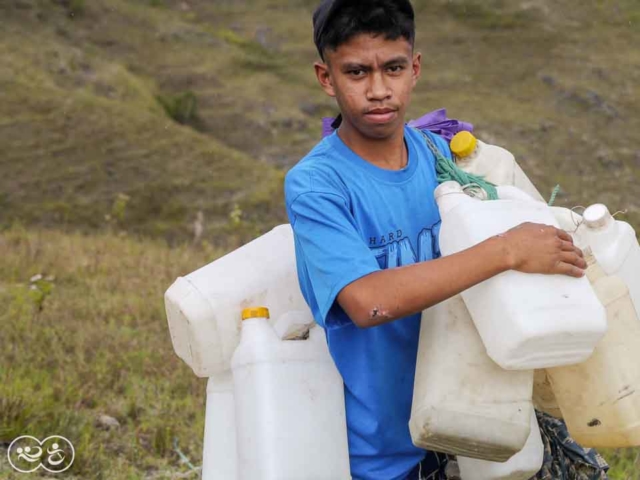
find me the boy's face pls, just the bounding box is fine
[315,33,421,140]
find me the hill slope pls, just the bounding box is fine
[1,0,639,246]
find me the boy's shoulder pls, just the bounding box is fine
[284,136,350,205]
[284,127,451,207]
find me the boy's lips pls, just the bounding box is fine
[364,108,398,124]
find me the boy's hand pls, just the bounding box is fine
[502,222,587,278]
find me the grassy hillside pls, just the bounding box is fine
[1,0,639,246]
[0,225,638,478]
[1,0,639,478]
[0,225,218,478]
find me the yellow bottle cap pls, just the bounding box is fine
[450,131,478,158]
[241,306,270,320]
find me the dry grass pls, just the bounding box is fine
[0,225,225,478]
[1,225,639,478]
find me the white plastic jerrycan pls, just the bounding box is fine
[231,307,350,480]
[550,206,583,239]
[530,207,586,421]
[576,203,640,316]
[410,295,533,461]
[450,131,546,203]
[435,181,607,370]
[546,250,640,448]
[532,370,563,419]
[202,373,237,480]
[457,409,544,480]
[164,224,312,376]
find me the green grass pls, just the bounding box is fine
[605,449,640,480]
[0,225,639,478]
[0,225,222,478]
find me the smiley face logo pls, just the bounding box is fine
[7,435,75,473]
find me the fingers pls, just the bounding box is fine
[559,251,587,270]
[559,240,583,258]
[554,227,574,244]
[555,262,586,278]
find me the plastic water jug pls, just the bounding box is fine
[164,224,312,376]
[202,373,237,480]
[410,295,533,461]
[532,370,563,419]
[457,410,544,480]
[231,307,350,480]
[450,131,545,203]
[546,251,640,447]
[529,208,585,421]
[576,203,640,316]
[550,206,583,238]
[435,181,607,370]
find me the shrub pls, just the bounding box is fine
[156,91,198,125]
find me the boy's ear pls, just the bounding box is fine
[314,61,336,97]
[411,52,422,87]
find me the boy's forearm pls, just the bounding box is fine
[338,235,513,328]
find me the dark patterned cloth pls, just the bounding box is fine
[405,451,457,480]
[532,410,609,480]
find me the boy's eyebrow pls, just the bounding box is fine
[383,56,410,67]
[341,56,410,71]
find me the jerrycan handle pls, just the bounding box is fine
[273,310,315,340]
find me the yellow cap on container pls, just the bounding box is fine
[241,307,270,320]
[450,131,478,158]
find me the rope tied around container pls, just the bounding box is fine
[416,128,499,201]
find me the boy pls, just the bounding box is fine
[284,1,587,478]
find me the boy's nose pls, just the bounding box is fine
[366,72,391,101]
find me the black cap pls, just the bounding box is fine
[312,0,415,60]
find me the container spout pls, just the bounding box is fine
[434,181,472,215]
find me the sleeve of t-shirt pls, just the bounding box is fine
[286,177,381,329]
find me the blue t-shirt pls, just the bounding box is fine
[284,126,452,480]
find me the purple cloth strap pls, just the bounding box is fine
[322,117,336,138]
[321,108,473,141]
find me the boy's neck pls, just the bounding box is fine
[337,121,408,171]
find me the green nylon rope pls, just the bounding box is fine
[417,128,499,200]
[548,184,561,206]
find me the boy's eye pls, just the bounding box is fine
[348,69,365,77]
[387,65,404,73]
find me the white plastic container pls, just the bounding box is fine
[532,370,563,419]
[410,295,533,461]
[530,207,586,421]
[232,307,350,480]
[435,181,607,370]
[546,251,640,447]
[202,373,237,480]
[457,410,544,480]
[450,131,546,203]
[576,203,640,316]
[164,224,312,376]
[550,206,583,239]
